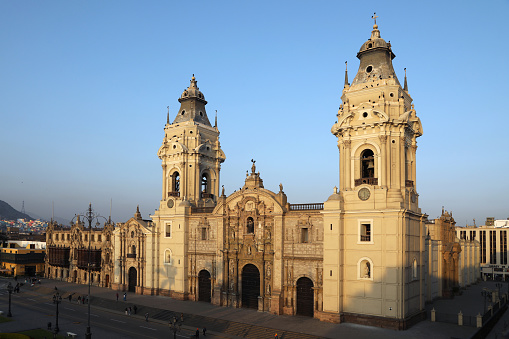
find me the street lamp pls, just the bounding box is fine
[53,292,62,335]
[74,203,110,339]
[481,288,491,314]
[168,316,182,339]
[6,282,13,317]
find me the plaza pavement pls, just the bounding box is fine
[3,277,507,338]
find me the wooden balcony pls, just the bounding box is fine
[355,177,378,186]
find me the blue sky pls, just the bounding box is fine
[1,1,508,225]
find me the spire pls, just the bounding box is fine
[344,61,349,87]
[166,106,170,124]
[135,205,142,220]
[404,68,408,91]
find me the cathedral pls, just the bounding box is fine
[45,21,479,330]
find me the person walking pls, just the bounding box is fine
[133,305,137,314]
[145,312,149,322]
[125,308,128,315]
[202,327,207,336]
[180,313,184,322]
[195,328,200,337]
[116,292,119,301]
[123,292,127,301]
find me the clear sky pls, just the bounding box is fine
[1,1,508,225]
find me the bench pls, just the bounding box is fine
[67,332,77,338]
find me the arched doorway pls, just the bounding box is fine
[128,267,137,293]
[241,264,260,309]
[296,277,314,317]
[105,274,110,288]
[198,270,211,302]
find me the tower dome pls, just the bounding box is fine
[350,24,400,87]
[173,75,211,126]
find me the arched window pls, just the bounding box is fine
[131,245,136,255]
[246,217,254,234]
[201,173,209,194]
[171,172,180,194]
[361,149,375,179]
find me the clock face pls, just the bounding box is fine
[358,188,370,201]
[167,199,174,208]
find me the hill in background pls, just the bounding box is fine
[0,200,33,221]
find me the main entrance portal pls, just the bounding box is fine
[296,277,314,317]
[198,270,211,302]
[128,267,137,292]
[241,264,260,309]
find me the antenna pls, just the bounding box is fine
[21,201,25,214]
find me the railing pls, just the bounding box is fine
[191,207,215,213]
[289,203,324,211]
[354,177,378,186]
[168,191,180,197]
[360,235,370,242]
[406,180,414,187]
[201,193,214,199]
[126,253,136,259]
[165,232,171,237]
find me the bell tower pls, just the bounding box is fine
[323,19,426,327]
[331,21,423,208]
[157,75,226,208]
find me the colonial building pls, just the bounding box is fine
[45,21,481,330]
[45,213,115,287]
[425,209,479,300]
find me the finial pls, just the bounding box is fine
[167,106,170,124]
[251,159,256,174]
[279,183,283,192]
[404,68,408,91]
[372,12,378,26]
[344,61,349,87]
[221,185,225,196]
[215,110,218,128]
[333,186,338,194]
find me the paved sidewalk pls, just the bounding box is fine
[0,277,491,338]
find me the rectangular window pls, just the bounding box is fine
[201,227,207,241]
[85,234,88,242]
[29,244,35,249]
[490,231,496,264]
[470,230,476,241]
[98,235,102,242]
[502,231,508,265]
[301,228,309,243]
[91,235,95,242]
[67,234,70,241]
[460,231,466,240]
[481,231,486,263]
[55,234,59,241]
[165,223,171,237]
[360,223,371,242]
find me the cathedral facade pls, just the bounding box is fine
[45,22,480,330]
[112,22,426,329]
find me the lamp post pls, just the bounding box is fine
[7,282,13,317]
[481,288,491,314]
[496,282,503,301]
[73,203,110,339]
[53,292,62,335]
[168,315,182,339]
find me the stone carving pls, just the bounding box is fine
[266,264,271,277]
[363,261,370,278]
